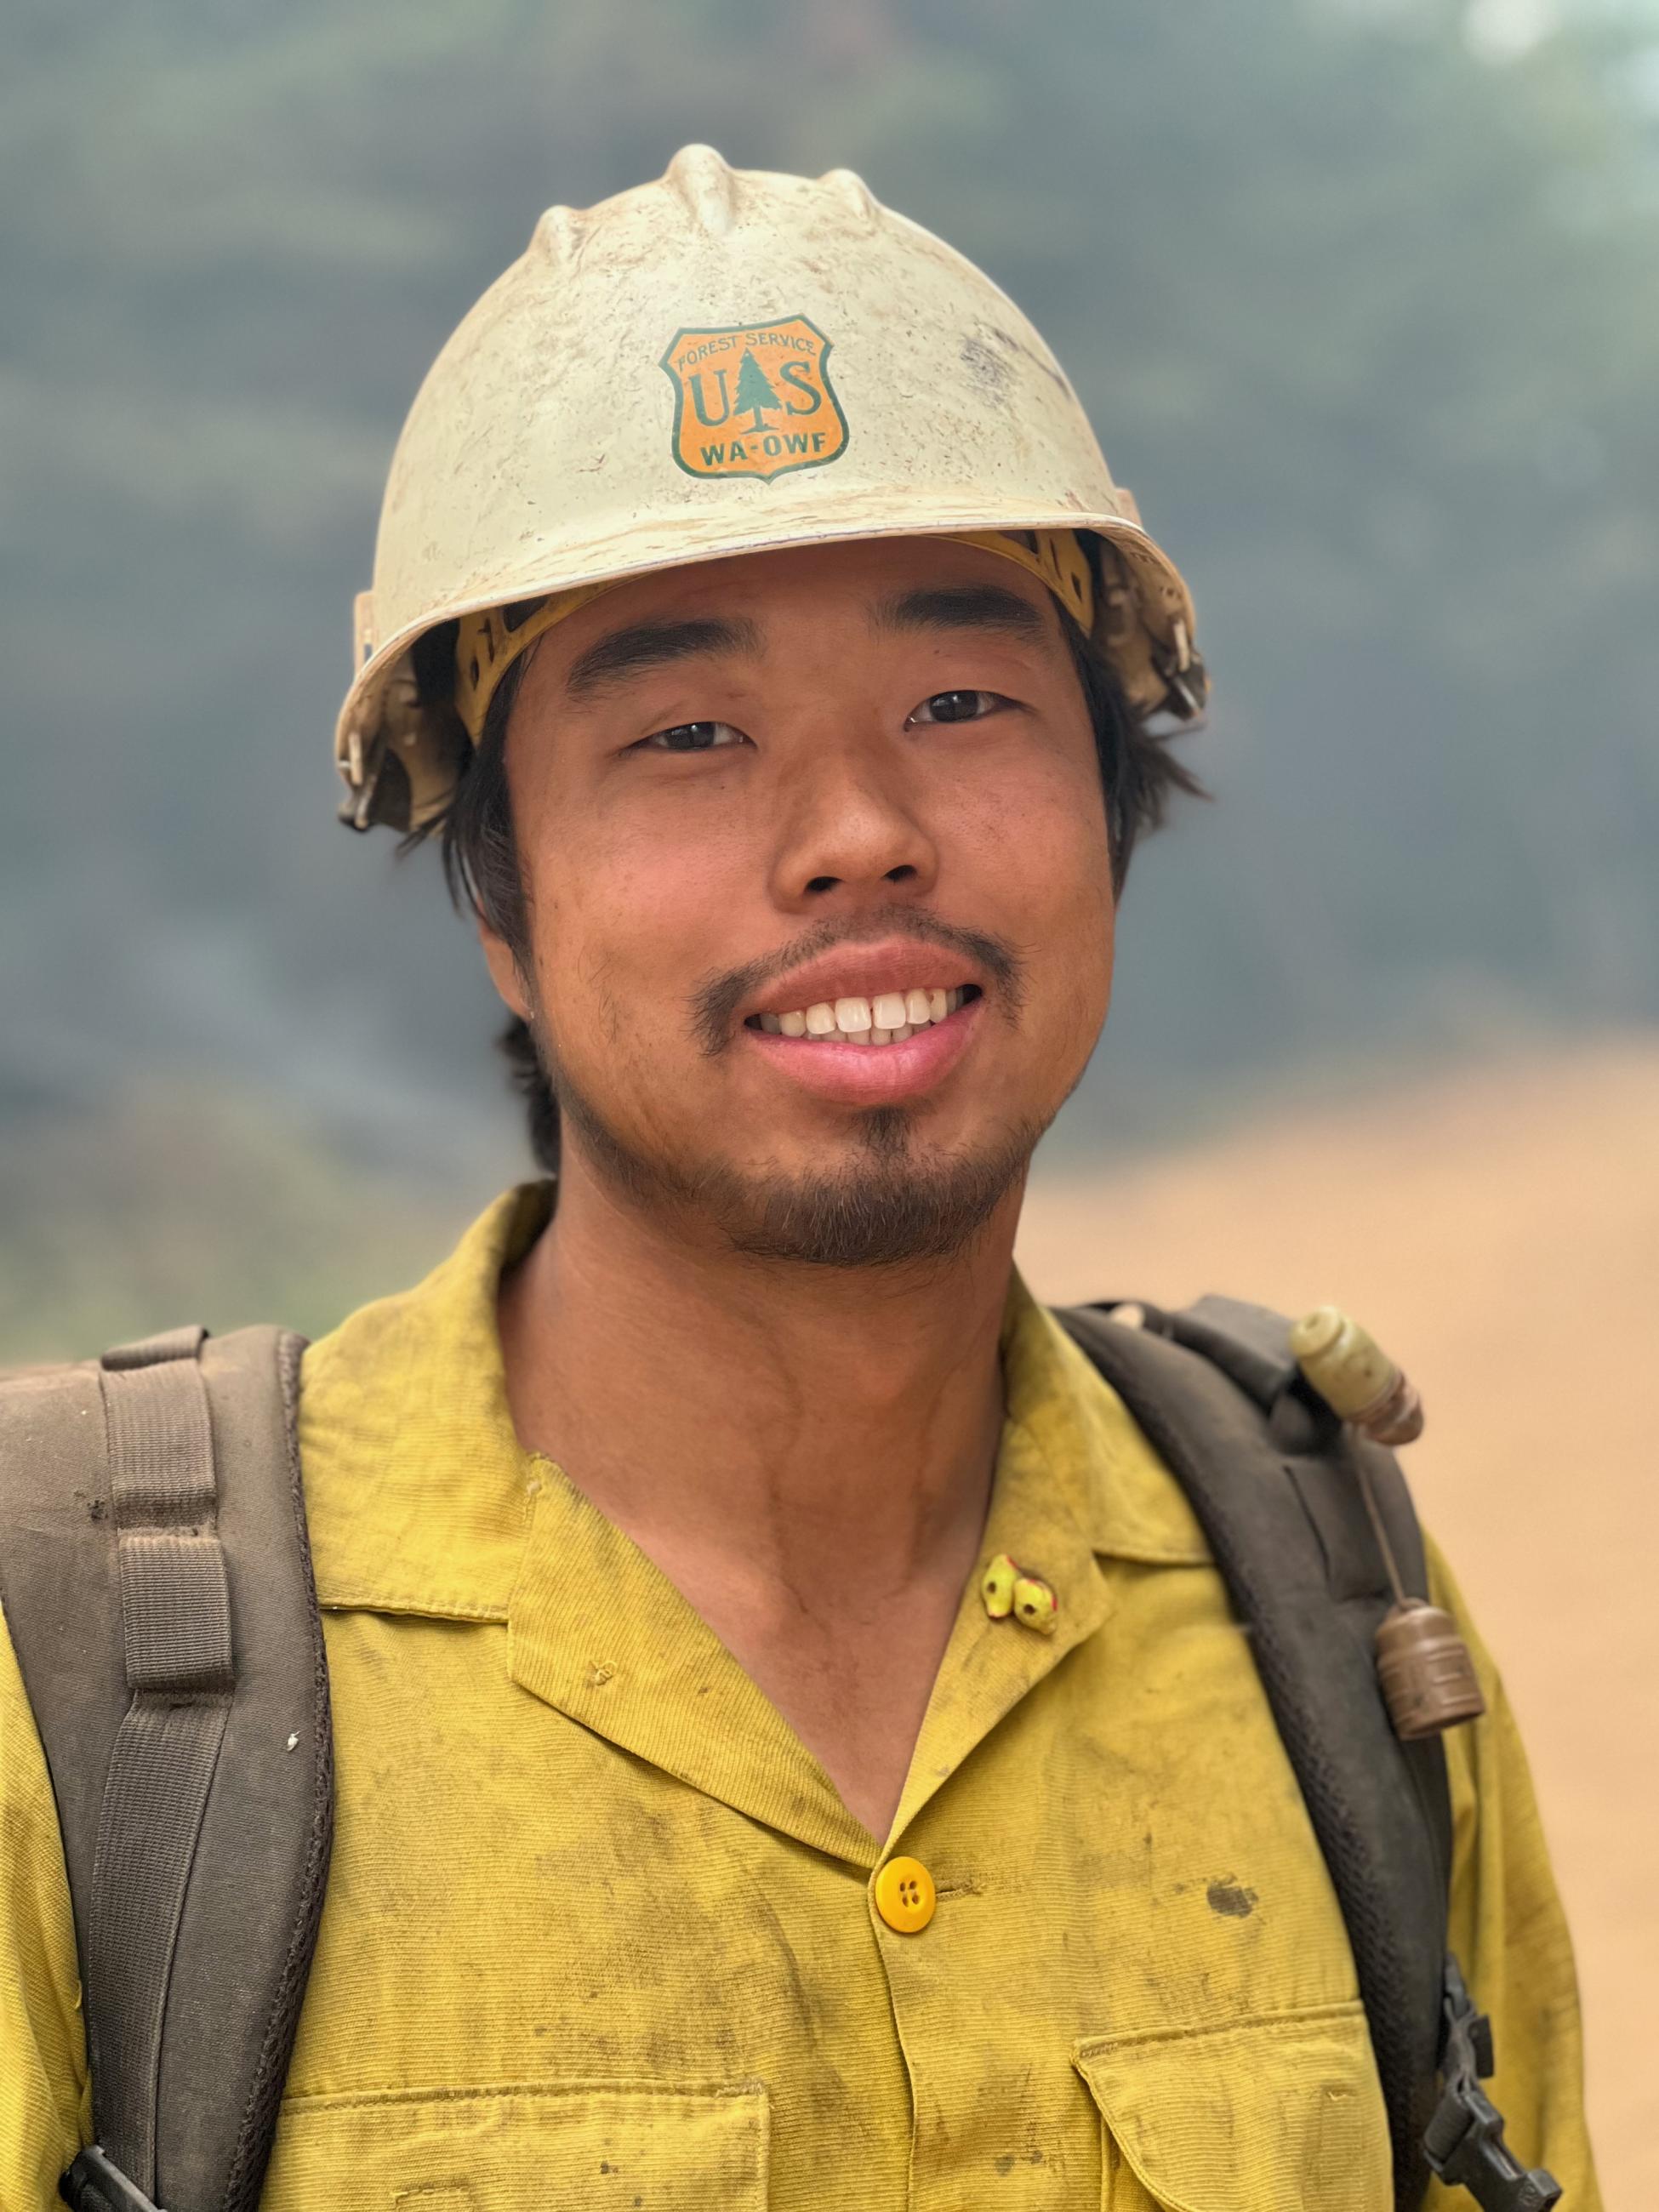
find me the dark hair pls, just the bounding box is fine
[410,611,1204,1173]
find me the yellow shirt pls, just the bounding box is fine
[1,1185,1599,2209]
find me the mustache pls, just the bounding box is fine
[690,907,1027,1058]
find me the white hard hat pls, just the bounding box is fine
[337,145,1205,832]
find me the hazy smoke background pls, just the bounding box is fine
[4,0,1655,1348]
[3,3,1656,2181]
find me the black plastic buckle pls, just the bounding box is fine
[1424,1957,1561,2211]
[60,2146,165,2212]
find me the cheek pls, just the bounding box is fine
[952,740,1114,958]
[1046,844,1116,1062]
[517,811,743,1052]
[988,754,1115,1073]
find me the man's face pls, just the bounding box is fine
[481,536,1115,1264]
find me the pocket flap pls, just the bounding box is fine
[265,2079,770,2211]
[1074,2003,1391,2212]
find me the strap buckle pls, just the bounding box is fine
[60,2146,165,2211]
[1423,1956,1561,2211]
[1149,619,1207,721]
[337,721,386,831]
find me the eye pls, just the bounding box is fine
[636,721,748,754]
[907,689,1010,727]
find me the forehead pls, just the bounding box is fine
[539,533,1063,670]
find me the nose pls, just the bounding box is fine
[768,742,940,912]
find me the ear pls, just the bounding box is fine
[477,915,533,1023]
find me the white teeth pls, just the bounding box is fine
[756,983,972,1045]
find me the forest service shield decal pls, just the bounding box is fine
[661,316,848,482]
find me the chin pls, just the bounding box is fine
[696,1112,1046,1269]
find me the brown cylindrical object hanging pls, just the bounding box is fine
[1375,1599,1487,1739]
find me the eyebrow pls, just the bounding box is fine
[872,582,1051,644]
[563,614,764,702]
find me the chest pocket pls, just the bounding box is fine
[1075,2003,1391,2212]
[259,2080,770,2211]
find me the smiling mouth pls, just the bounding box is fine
[744,984,982,1047]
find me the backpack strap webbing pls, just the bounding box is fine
[0,1325,333,2212]
[1056,1298,1451,2212]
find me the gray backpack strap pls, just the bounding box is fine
[0,1325,333,2212]
[1059,1297,1561,2212]
[1057,1298,1450,2212]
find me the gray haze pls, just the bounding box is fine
[3,0,1656,1351]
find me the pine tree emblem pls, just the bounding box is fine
[660,315,849,482]
[734,347,784,431]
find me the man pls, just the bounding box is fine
[2,148,1599,2208]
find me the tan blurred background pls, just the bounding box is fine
[3,0,1655,2197]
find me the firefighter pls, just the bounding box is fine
[0,148,1599,2210]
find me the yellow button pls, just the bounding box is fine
[1012,1573,1058,1635]
[874,1856,937,1934]
[980,1551,1019,1619]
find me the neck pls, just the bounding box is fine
[498,1148,1022,1617]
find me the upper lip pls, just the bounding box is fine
[741,938,986,1023]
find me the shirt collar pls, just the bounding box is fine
[1004,1279,1211,1570]
[880,1277,1210,1842]
[299,1184,1210,1856]
[300,1183,553,1619]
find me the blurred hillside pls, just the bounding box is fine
[3,0,1658,1353]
